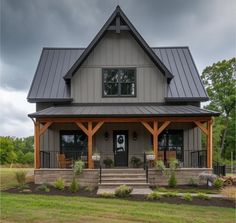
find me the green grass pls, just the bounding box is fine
[0,168,33,190]
[1,192,235,223]
[155,187,219,194]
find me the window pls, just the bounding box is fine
[158,130,184,162]
[60,131,87,160]
[103,68,136,97]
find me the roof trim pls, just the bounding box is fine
[27,98,73,103]
[165,97,209,102]
[63,5,173,81]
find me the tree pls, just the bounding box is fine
[202,58,236,158]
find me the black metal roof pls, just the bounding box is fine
[28,105,219,118]
[27,47,208,102]
[63,5,173,81]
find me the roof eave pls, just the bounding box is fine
[165,97,209,102]
[27,98,73,103]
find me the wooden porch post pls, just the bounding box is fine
[153,121,158,160]
[76,121,104,169]
[35,121,40,169]
[207,119,213,169]
[88,122,93,169]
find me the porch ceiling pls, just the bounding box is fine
[28,104,219,118]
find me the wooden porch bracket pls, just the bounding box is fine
[157,121,171,136]
[39,122,53,136]
[194,121,208,136]
[141,122,154,135]
[76,121,104,169]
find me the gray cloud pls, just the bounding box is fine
[1,0,235,91]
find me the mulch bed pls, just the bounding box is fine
[4,182,235,208]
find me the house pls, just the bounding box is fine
[28,6,219,186]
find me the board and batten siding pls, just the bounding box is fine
[71,31,167,103]
[40,123,201,168]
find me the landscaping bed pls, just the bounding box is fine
[4,182,235,208]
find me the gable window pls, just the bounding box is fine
[103,68,136,97]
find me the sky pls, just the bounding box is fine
[0,0,235,137]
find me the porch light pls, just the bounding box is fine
[104,132,109,141]
[133,131,137,141]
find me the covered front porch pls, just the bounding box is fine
[32,115,214,170]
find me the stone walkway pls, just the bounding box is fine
[97,187,153,195]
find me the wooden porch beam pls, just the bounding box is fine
[157,121,171,136]
[194,121,208,136]
[35,121,40,169]
[39,122,53,136]
[76,122,89,135]
[141,121,154,135]
[92,122,104,136]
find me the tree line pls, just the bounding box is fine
[0,136,34,166]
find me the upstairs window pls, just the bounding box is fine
[103,68,136,97]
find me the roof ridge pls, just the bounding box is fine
[151,46,189,49]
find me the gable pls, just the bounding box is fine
[63,5,173,81]
[71,31,166,103]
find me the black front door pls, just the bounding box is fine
[113,130,128,167]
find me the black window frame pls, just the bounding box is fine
[60,130,88,159]
[102,68,137,97]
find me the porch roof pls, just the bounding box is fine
[28,104,219,118]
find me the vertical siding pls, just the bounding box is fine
[71,31,166,103]
[40,122,201,168]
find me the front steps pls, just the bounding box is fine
[97,168,152,195]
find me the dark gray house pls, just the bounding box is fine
[28,6,219,186]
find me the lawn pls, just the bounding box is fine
[1,192,235,223]
[0,168,33,190]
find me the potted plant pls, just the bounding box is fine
[130,156,142,168]
[146,150,155,161]
[92,152,101,161]
[103,157,113,168]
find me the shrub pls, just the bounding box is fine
[54,177,65,190]
[196,193,210,200]
[213,178,224,190]
[146,192,162,200]
[23,152,34,164]
[15,171,26,186]
[155,160,166,173]
[115,185,133,198]
[163,192,178,197]
[103,158,113,168]
[130,156,142,168]
[155,187,168,192]
[73,160,84,174]
[36,184,50,192]
[168,173,177,188]
[69,177,79,193]
[84,186,95,192]
[188,178,198,187]
[221,187,236,201]
[182,193,193,201]
[100,192,115,198]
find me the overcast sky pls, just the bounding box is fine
[0,0,235,137]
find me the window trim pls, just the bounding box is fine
[102,68,137,98]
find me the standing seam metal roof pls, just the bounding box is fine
[28,105,219,118]
[27,47,208,102]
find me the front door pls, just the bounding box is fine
[113,130,128,167]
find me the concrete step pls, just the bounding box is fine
[101,178,146,182]
[97,187,153,195]
[101,173,146,178]
[101,169,145,174]
[99,182,150,189]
